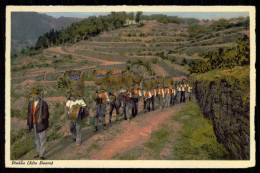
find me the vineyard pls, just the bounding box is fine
[10,14,249,160]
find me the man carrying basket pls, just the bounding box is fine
[65,92,87,147]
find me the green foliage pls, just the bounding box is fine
[173,101,230,160]
[145,124,169,154]
[11,129,27,145]
[11,108,27,120]
[35,12,130,50]
[11,132,34,160]
[135,11,143,23]
[189,35,249,74]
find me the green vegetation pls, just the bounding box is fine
[35,12,142,50]
[189,35,249,74]
[11,131,35,160]
[144,124,170,158]
[172,101,230,160]
[11,108,27,120]
[191,65,249,104]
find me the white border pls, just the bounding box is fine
[5,6,256,168]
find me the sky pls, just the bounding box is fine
[43,12,249,20]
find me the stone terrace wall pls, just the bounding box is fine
[194,79,250,159]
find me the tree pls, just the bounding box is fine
[135,11,143,23]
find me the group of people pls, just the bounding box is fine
[26,81,193,159]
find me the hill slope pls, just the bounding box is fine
[11,12,82,56]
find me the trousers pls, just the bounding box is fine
[165,94,171,107]
[33,124,46,157]
[131,98,139,117]
[157,95,164,108]
[144,98,151,112]
[70,119,82,144]
[123,100,132,120]
[170,93,175,105]
[180,91,185,103]
[151,96,155,111]
[109,102,120,121]
[95,104,106,126]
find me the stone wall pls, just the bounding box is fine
[194,79,250,159]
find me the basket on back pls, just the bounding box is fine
[142,76,152,90]
[92,69,108,91]
[132,72,143,87]
[164,76,173,87]
[107,69,122,90]
[122,70,133,90]
[156,76,164,88]
[63,70,85,97]
[150,76,156,89]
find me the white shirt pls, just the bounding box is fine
[134,89,142,96]
[97,92,110,102]
[34,100,39,107]
[66,99,86,113]
[157,88,165,98]
[171,89,176,95]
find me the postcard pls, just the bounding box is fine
[5,6,256,168]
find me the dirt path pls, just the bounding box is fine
[46,46,124,66]
[153,64,169,76]
[88,104,184,159]
[21,103,185,160]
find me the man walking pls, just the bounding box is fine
[122,88,132,121]
[27,88,49,160]
[143,89,152,113]
[187,84,193,101]
[65,92,86,146]
[170,85,176,106]
[157,87,165,109]
[164,86,171,108]
[180,81,186,103]
[93,89,110,132]
[109,89,121,124]
[131,87,142,117]
[151,87,157,111]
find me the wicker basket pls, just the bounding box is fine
[108,69,122,90]
[63,70,85,97]
[142,76,152,90]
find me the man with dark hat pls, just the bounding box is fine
[27,88,49,160]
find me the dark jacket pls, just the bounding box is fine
[27,98,49,133]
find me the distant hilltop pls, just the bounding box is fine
[11,12,82,56]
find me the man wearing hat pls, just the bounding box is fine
[65,92,86,146]
[27,88,49,160]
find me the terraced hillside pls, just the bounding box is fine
[10,18,249,160]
